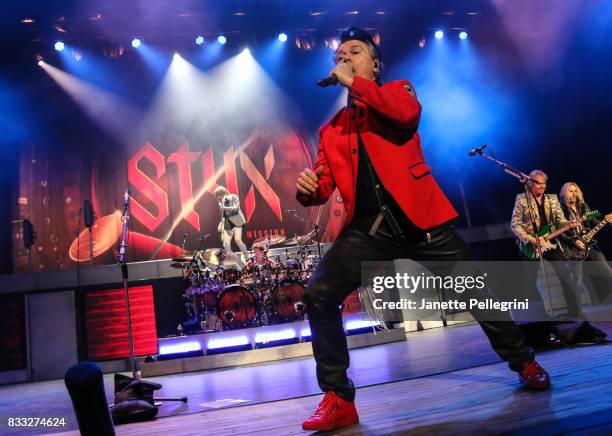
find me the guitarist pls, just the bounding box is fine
[510,170,585,320]
[559,182,612,304]
[214,186,249,265]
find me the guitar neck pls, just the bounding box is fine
[583,220,608,243]
[544,211,600,241]
[545,222,575,240]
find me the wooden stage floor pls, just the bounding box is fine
[2,322,611,435]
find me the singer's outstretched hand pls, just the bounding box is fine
[330,62,355,88]
[296,166,324,195]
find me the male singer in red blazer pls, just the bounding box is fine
[296,27,551,432]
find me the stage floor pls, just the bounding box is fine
[2,322,611,435]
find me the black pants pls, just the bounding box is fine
[304,221,535,401]
[580,247,612,304]
[520,248,585,319]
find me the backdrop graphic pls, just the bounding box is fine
[13,128,345,272]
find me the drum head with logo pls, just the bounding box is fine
[217,285,258,329]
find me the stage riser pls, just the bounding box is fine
[141,328,406,377]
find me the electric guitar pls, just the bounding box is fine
[563,212,612,262]
[521,211,600,260]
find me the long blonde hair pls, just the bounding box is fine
[559,182,585,209]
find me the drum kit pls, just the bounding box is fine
[173,231,321,333]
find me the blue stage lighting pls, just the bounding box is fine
[218,35,227,45]
[195,35,205,45]
[131,38,141,48]
[434,30,444,40]
[54,41,65,52]
[278,32,288,43]
[459,31,468,40]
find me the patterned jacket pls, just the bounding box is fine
[510,193,568,244]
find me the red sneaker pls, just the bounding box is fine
[302,391,359,431]
[519,360,551,391]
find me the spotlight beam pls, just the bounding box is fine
[38,61,141,146]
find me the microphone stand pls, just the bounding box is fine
[471,149,553,316]
[116,189,187,406]
[118,190,136,379]
[286,210,325,260]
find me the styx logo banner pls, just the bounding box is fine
[13,129,344,271]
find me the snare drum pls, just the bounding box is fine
[221,268,241,284]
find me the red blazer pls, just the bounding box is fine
[297,75,458,231]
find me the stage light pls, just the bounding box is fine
[435,30,444,40]
[241,48,250,55]
[173,52,182,60]
[278,32,287,43]
[206,335,251,355]
[254,328,299,349]
[159,341,201,355]
[37,60,44,66]
[345,320,382,336]
[156,349,203,361]
[218,35,227,45]
[345,319,380,331]
[254,329,296,343]
[131,38,141,48]
[195,35,204,45]
[330,39,339,50]
[207,336,249,349]
[459,31,468,40]
[54,41,65,52]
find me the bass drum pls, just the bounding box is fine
[217,285,258,329]
[271,280,306,323]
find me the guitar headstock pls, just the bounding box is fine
[605,212,612,224]
[584,210,600,221]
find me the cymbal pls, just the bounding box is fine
[252,234,286,248]
[200,248,241,266]
[172,252,197,262]
[284,230,316,246]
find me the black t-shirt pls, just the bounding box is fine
[350,134,422,236]
[536,199,548,231]
[353,135,381,219]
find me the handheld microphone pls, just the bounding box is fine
[469,144,487,157]
[317,75,338,87]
